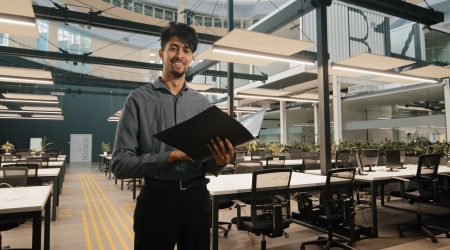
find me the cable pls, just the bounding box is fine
[38,34,68,54]
[423,0,435,11]
[89,33,135,55]
[47,0,69,11]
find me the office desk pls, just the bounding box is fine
[207,172,345,250]
[306,165,450,237]
[0,186,51,250]
[0,168,60,221]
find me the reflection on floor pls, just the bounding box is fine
[2,163,449,249]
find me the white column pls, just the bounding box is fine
[332,74,342,144]
[314,103,319,144]
[444,79,450,141]
[177,0,186,24]
[280,101,287,144]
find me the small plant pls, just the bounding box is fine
[41,136,54,152]
[1,140,14,153]
[101,142,111,153]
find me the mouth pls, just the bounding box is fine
[170,59,184,67]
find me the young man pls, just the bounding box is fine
[112,22,234,250]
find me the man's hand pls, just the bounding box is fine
[167,150,192,163]
[207,137,234,166]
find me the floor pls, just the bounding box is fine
[1,162,450,250]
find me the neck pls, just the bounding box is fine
[161,75,185,95]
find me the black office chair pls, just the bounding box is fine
[335,150,358,169]
[0,166,28,250]
[359,149,379,172]
[385,149,405,171]
[233,168,292,250]
[394,153,450,243]
[264,156,285,169]
[302,152,320,172]
[234,160,263,174]
[300,168,357,250]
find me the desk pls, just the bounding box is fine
[0,186,51,250]
[207,172,346,250]
[0,168,60,221]
[306,165,450,237]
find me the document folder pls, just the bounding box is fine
[154,105,266,161]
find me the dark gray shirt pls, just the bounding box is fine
[111,78,222,180]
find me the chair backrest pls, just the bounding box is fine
[251,150,271,160]
[2,166,28,187]
[250,168,292,235]
[265,156,286,169]
[287,151,302,160]
[385,149,403,170]
[302,152,320,171]
[8,163,39,185]
[323,168,356,223]
[415,153,442,201]
[335,150,358,169]
[234,160,263,174]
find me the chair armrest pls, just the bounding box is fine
[232,199,247,207]
[273,194,287,202]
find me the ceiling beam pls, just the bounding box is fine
[338,0,444,26]
[186,0,317,80]
[33,5,220,44]
[0,46,267,81]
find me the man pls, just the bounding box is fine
[112,22,234,250]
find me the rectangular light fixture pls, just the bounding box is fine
[1,93,58,104]
[236,93,318,103]
[0,110,61,114]
[114,110,122,117]
[21,106,61,112]
[0,113,21,118]
[31,114,64,120]
[0,105,7,110]
[107,116,120,122]
[0,12,35,27]
[0,75,53,85]
[198,91,227,97]
[331,64,438,83]
[212,45,315,65]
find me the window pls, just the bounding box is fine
[36,20,49,51]
[134,2,143,14]
[204,17,212,27]
[213,18,222,28]
[144,5,153,17]
[223,19,228,29]
[123,0,132,10]
[0,34,8,46]
[233,19,241,29]
[112,0,120,6]
[194,16,203,26]
[155,8,164,19]
[102,0,110,3]
[164,10,174,21]
[243,19,252,29]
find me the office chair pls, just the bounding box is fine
[302,152,320,172]
[300,168,357,250]
[264,156,285,169]
[234,160,263,174]
[394,153,450,243]
[233,168,292,250]
[3,163,39,186]
[359,149,379,172]
[335,150,358,169]
[385,149,405,171]
[251,150,271,160]
[0,167,28,250]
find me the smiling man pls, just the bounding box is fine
[111,22,234,250]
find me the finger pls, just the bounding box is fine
[207,143,218,158]
[209,139,221,156]
[215,137,227,156]
[224,138,234,155]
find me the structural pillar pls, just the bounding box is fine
[280,101,287,144]
[332,74,342,144]
[444,79,450,141]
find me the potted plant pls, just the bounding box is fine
[40,136,54,154]
[101,142,111,155]
[1,140,14,154]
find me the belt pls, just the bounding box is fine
[144,177,209,191]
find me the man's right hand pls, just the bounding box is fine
[167,150,192,163]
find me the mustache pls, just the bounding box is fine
[170,57,184,63]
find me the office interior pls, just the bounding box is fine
[0,0,450,249]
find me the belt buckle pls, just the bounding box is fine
[179,180,187,191]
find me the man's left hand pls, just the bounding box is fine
[207,137,234,166]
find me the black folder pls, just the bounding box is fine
[154,105,265,161]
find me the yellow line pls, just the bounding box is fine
[86,173,134,240]
[120,207,133,225]
[81,173,117,250]
[82,211,93,250]
[84,173,130,248]
[79,174,105,250]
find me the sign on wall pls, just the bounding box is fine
[69,134,92,163]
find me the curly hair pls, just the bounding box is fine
[160,22,199,52]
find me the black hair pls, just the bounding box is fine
[160,22,199,52]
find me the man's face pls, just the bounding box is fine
[159,36,194,79]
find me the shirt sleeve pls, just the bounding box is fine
[111,95,169,179]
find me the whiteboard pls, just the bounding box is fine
[30,138,42,152]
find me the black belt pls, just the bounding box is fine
[144,177,209,191]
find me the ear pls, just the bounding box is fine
[159,49,163,60]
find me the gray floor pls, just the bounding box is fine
[2,162,450,249]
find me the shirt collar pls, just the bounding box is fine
[153,77,189,93]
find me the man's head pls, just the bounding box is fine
[159,22,199,80]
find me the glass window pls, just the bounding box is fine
[164,10,174,21]
[112,0,120,6]
[223,19,228,29]
[155,8,164,19]
[144,5,153,17]
[204,17,212,27]
[243,19,252,29]
[233,19,241,29]
[194,16,203,26]
[102,0,110,3]
[0,34,9,46]
[213,18,222,28]
[123,0,132,10]
[134,2,143,13]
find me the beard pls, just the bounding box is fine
[168,67,186,78]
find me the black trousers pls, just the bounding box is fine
[134,184,210,250]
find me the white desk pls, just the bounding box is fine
[0,186,51,250]
[207,172,346,250]
[0,168,60,221]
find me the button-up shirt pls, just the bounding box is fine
[112,78,222,180]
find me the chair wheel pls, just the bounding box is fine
[284,232,289,238]
[227,224,232,229]
[431,238,437,243]
[224,231,229,238]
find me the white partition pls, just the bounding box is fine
[69,134,92,163]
